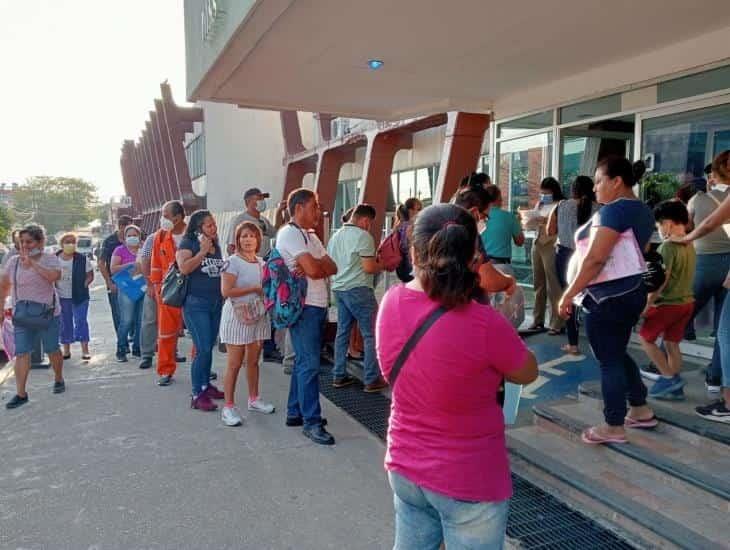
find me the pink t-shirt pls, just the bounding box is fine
[112,245,137,265]
[6,253,61,315]
[376,284,528,502]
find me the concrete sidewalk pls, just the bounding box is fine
[0,289,395,550]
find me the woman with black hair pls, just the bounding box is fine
[376,203,537,549]
[176,210,226,412]
[559,157,656,444]
[547,175,599,354]
[523,177,565,334]
[394,198,422,282]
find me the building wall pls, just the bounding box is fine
[200,101,285,213]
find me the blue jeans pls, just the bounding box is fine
[14,316,61,356]
[582,287,648,426]
[555,245,579,346]
[287,305,326,428]
[117,291,142,356]
[333,287,379,384]
[59,298,90,344]
[107,289,120,334]
[718,291,730,388]
[183,294,223,396]
[388,471,509,550]
[688,253,730,379]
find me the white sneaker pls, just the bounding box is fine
[248,397,275,414]
[221,406,244,427]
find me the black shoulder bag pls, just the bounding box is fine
[12,258,56,330]
[388,305,448,389]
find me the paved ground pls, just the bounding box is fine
[0,288,395,550]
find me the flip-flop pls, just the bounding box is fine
[581,426,628,445]
[624,415,658,429]
[561,345,580,356]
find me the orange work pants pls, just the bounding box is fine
[156,293,182,377]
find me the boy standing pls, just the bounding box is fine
[639,200,696,399]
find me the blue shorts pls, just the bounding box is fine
[14,316,61,356]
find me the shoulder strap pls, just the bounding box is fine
[707,192,722,207]
[389,305,448,389]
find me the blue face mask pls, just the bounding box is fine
[540,193,553,204]
[126,236,140,247]
[28,247,42,257]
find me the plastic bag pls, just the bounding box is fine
[2,315,15,360]
[490,286,526,329]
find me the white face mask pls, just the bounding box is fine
[160,217,174,231]
[256,199,267,212]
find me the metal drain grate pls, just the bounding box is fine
[318,361,636,550]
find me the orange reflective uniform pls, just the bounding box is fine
[150,229,183,377]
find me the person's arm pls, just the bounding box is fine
[0,265,12,307]
[85,261,94,287]
[274,202,288,229]
[28,257,61,284]
[359,233,382,274]
[513,217,526,247]
[110,254,134,275]
[361,257,383,274]
[176,236,213,275]
[478,262,517,295]
[558,226,621,317]
[221,271,262,299]
[679,192,730,242]
[504,351,539,385]
[546,202,559,237]
[296,253,338,279]
[98,244,114,290]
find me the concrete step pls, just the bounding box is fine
[532,398,730,505]
[507,426,729,550]
[579,380,730,446]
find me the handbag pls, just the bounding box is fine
[232,261,266,325]
[161,262,188,307]
[11,258,56,330]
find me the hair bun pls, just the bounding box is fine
[632,160,647,182]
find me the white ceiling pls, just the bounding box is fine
[193,0,730,120]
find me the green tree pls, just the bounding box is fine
[0,204,13,243]
[13,176,100,236]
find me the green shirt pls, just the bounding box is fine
[327,224,376,291]
[481,207,522,260]
[657,241,696,305]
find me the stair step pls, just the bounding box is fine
[579,381,730,446]
[507,426,729,550]
[533,399,730,504]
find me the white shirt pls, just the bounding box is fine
[275,224,329,308]
[56,255,92,299]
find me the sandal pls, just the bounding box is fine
[82,354,92,361]
[624,415,658,429]
[561,344,580,356]
[62,354,71,360]
[523,324,546,333]
[581,426,628,445]
[548,328,565,336]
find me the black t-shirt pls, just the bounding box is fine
[100,233,122,265]
[178,236,225,300]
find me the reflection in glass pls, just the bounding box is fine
[498,111,553,138]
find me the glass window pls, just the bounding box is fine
[498,110,553,138]
[416,168,432,202]
[658,65,730,104]
[398,170,415,204]
[333,179,361,228]
[559,94,622,124]
[642,103,730,206]
[497,132,553,283]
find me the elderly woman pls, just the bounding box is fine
[0,225,64,409]
[56,233,94,360]
[376,203,537,549]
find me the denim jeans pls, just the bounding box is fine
[333,287,379,384]
[717,290,730,388]
[287,305,326,428]
[582,287,648,426]
[555,245,579,346]
[263,323,277,355]
[388,471,508,550]
[183,294,223,396]
[107,289,120,334]
[117,291,142,356]
[59,298,90,344]
[688,253,730,380]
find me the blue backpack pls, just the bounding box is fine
[262,248,308,329]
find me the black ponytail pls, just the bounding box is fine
[572,175,596,225]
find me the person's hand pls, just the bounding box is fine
[669,235,689,245]
[108,282,118,293]
[558,292,574,319]
[277,201,287,211]
[227,243,236,255]
[19,254,31,269]
[199,235,214,255]
[255,286,264,296]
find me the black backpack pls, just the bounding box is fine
[642,249,666,293]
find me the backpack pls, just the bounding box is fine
[377,228,403,272]
[262,248,308,329]
[642,249,666,293]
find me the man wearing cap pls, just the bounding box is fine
[227,188,287,361]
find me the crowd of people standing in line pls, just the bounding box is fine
[2,150,729,548]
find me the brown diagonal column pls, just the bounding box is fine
[315,147,357,219]
[280,111,305,155]
[283,157,318,200]
[359,131,413,243]
[146,119,167,210]
[151,107,177,202]
[433,112,491,203]
[141,129,162,213]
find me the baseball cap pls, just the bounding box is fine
[244,188,270,200]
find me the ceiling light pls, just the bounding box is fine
[368,59,384,70]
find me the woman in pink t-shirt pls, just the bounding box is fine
[376,203,537,550]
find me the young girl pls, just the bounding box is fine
[219,221,275,426]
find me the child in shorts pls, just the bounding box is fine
[639,200,696,400]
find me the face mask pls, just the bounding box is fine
[160,217,174,231]
[63,244,76,255]
[126,236,140,247]
[28,247,42,257]
[256,199,267,212]
[540,193,553,204]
